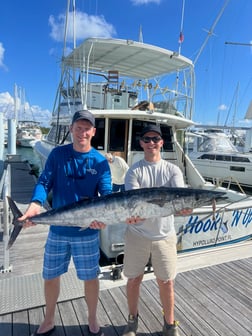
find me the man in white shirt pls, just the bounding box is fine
[105,153,129,192]
[122,124,191,336]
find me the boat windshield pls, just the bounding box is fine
[197,135,239,153]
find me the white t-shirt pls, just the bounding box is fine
[109,156,129,185]
[124,158,184,240]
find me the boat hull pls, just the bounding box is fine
[190,158,252,189]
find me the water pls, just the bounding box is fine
[3,146,42,173]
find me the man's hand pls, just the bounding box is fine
[90,220,106,230]
[19,202,42,228]
[176,208,193,216]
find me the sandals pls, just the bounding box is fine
[31,326,56,336]
[88,327,104,336]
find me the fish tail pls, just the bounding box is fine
[6,196,24,249]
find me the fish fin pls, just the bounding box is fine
[6,196,24,249]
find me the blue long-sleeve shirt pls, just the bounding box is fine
[31,144,112,236]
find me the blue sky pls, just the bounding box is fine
[0,0,251,127]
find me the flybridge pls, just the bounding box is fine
[64,38,193,78]
[58,38,195,119]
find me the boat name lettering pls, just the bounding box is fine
[184,214,221,234]
[231,208,252,228]
[185,208,252,235]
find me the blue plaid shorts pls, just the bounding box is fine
[42,230,100,280]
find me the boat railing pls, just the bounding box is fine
[0,163,12,273]
[153,93,192,118]
[209,176,246,194]
[58,72,193,116]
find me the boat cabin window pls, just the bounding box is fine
[57,125,71,144]
[91,118,174,155]
[47,126,57,143]
[47,125,71,145]
[215,155,231,161]
[131,121,173,151]
[231,156,250,163]
[108,119,127,151]
[199,154,216,160]
[198,154,250,163]
[92,118,105,150]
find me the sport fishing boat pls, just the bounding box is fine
[34,36,252,260]
[16,120,42,148]
[187,128,252,190]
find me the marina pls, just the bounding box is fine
[1,1,252,261]
[1,2,252,335]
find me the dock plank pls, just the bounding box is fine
[177,271,249,336]
[191,265,251,321]
[99,288,125,335]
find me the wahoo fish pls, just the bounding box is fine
[6,187,226,249]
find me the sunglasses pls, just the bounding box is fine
[141,136,162,143]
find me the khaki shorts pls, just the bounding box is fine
[123,228,177,281]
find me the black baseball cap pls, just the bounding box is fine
[140,125,162,137]
[72,110,95,126]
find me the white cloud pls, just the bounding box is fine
[49,11,116,43]
[218,104,228,111]
[0,91,51,127]
[0,91,14,106]
[131,0,161,5]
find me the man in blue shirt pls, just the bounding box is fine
[20,110,111,336]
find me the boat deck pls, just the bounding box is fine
[0,160,252,336]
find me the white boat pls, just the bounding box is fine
[34,37,252,260]
[187,128,252,189]
[16,121,43,148]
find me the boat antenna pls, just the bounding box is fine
[73,0,76,49]
[178,0,185,55]
[194,0,230,65]
[63,0,76,54]
[63,0,71,57]
[223,82,239,127]
[14,83,18,123]
[139,25,143,43]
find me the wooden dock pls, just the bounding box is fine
[0,159,252,336]
[0,256,251,336]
